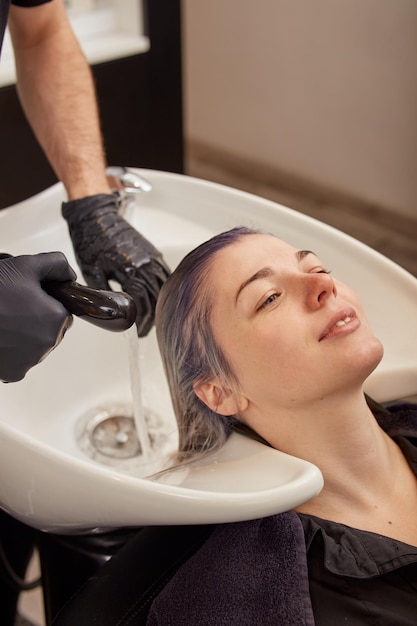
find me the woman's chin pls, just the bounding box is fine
[355,335,385,380]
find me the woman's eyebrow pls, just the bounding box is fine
[235,251,317,303]
[296,249,315,262]
[235,267,273,303]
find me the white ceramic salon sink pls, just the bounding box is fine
[0,169,416,534]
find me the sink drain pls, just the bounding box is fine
[88,413,141,459]
[75,403,142,466]
[74,402,179,476]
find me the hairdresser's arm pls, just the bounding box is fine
[8,0,111,199]
[8,0,170,337]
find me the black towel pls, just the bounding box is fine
[147,512,315,625]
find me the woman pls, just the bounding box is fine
[149,226,417,625]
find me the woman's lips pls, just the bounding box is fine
[319,309,359,341]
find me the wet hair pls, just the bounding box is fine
[155,226,261,466]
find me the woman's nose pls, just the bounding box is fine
[305,272,337,309]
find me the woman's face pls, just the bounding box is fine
[207,234,384,414]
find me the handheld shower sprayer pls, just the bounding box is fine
[0,250,136,332]
[42,280,137,332]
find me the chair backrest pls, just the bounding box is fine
[53,525,216,626]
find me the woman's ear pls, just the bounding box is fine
[194,379,248,415]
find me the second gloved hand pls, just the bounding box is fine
[62,194,170,337]
[0,252,76,382]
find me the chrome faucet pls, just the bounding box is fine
[106,166,152,219]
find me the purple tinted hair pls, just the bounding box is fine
[155,226,260,464]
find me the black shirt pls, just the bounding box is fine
[298,435,417,625]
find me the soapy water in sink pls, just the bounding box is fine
[74,329,178,478]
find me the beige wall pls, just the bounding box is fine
[183,0,417,219]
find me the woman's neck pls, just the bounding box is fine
[266,392,417,544]
[252,390,415,522]
[286,394,388,491]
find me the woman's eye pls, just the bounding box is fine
[314,268,331,275]
[258,293,280,310]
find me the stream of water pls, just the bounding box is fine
[75,326,179,478]
[126,326,153,463]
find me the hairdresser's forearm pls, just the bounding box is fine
[9,2,111,200]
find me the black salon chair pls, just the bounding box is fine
[52,524,216,625]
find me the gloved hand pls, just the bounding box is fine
[0,252,76,382]
[62,194,170,337]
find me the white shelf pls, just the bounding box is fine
[0,1,149,87]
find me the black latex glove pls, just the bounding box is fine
[62,194,170,337]
[0,252,76,383]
